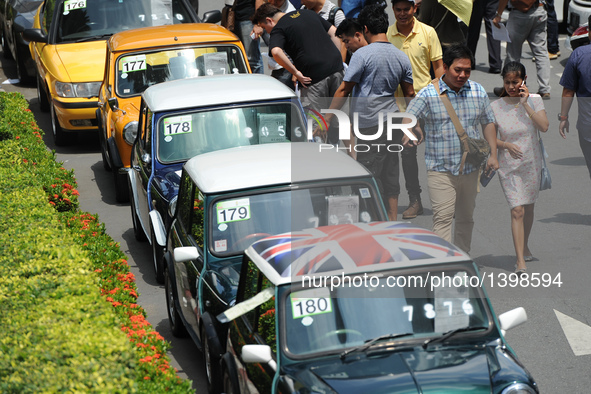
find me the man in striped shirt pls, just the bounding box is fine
[403,43,498,254]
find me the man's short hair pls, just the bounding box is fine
[442,43,475,68]
[358,3,389,35]
[252,3,281,25]
[335,18,364,38]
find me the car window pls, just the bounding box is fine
[141,109,153,151]
[241,259,275,341]
[116,46,249,97]
[54,0,194,43]
[210,182,382,256]
[283,267,490,356]
[156,102,307,164]
[190,189,205,249]
[42,0,56,33]
[176,171,194,232]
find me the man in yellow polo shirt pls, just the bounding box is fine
[387,0,444,219]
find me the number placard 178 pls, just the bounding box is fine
[292,297,332,319]
[163,115,193,136]
[216,198,251,224]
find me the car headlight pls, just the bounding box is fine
[501,383,537,394]
[123,121,138,145]
[54,81,102,98]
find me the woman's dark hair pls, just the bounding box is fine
[442,43,474,68]
[499,61,527,97]
[358,3,389,34]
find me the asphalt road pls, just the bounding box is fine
[2,9,590,392]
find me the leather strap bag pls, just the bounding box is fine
[221,0,236,32]
[433,79,491,174]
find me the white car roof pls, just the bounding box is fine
[184,142,372,194]
[143,74,297,112]
[245,222,471,287]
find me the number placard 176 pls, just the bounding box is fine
[216,198,251,224]
[292,297,332,319]
[64,0,86,13]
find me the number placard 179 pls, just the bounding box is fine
[216,198,251,223]
[292,297,332,319]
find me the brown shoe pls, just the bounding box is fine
[548,51,560,60]
[402,199,423,219]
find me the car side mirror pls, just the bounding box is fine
[107,97,126,114]
[242,345,277,371]
[202,10,222,24]
[498,307,527,336]
[22,28,47,43]
[174,246,200,263]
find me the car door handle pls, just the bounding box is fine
[132,165,141,171]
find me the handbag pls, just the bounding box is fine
[221,0,236,32]
[539,131,552,190]
[433,79,491,174]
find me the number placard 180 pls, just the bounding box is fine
[216,198,251,223]
[292,297,332,319]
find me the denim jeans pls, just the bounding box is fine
[236,20,264,74]
[545,0,560,54]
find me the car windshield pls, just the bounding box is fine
[116,46,249,97]
[55,0,193,43]
[156,102,307,164]
[210,183,383,256]
[282,268,491,356]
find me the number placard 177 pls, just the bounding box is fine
[121,55,147,73]
[292,297,332,319]
[216,198,251,224]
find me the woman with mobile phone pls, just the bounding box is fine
[491,61,549,275]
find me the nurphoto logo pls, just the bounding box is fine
[306,109,418,153]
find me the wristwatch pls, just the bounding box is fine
[558,114,568,121]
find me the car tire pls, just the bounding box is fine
[222,367,238,394]
[37,76,50,112]
[202,325,222,394]
[113,169,130,203]
[165,268,187,337]
[50,103,68,146]
[151,224,164,284]
[129,178,147,242]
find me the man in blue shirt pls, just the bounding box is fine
[403,44,498,254]
[323,4,415,221]
[559,15,591,180]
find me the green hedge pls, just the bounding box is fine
[0,92,193,392]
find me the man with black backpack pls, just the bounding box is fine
[300,0,346,27]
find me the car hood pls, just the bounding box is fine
[54,41,107,82]
[286,345,534,393]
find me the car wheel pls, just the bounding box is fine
[202,326,222,394]
[165,268,187,337]
[129,178,147,242]
[113,169,130,203]
[50,103,68,146]
[223,367,238,394]
[37,76,50,112]
[151,224,164,284]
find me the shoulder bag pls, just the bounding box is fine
[433,79,491,174]
[221,0,236,32]
[539,130,552,190]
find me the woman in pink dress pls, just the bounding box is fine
[491,61,549,275]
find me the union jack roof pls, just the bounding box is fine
[245,222,469,286]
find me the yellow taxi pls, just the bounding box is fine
[97,23,250,202]
[22,0,218,145]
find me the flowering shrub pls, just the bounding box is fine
[0,92,192,392]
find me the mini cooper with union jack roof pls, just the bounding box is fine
[128,74,308,285]
[217,222,538,394]
[163,142,388,393]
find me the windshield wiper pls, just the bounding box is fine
[422,326,488,349]
[74,34,113,43]
[340,332,414,360]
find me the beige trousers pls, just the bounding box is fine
[427,170,479,254]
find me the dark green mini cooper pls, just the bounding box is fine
[218,222,538,394]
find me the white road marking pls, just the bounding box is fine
[554,309,591,356]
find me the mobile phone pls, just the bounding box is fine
[480,169,496,187]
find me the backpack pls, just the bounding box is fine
[510,0,538,13]
[327,6,343,26]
